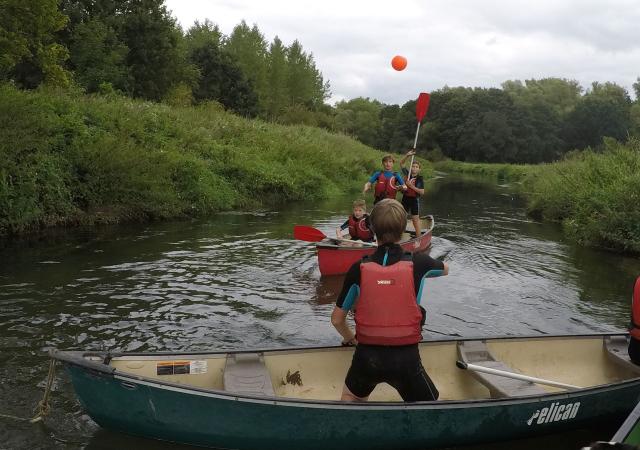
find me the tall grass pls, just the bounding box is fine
[525,139,640,253]
[434,141,640,254]
[0,85,431,235]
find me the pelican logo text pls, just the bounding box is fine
[377,279,395,285]
[526,402,580,426]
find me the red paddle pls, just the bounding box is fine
[409,92,431,179]
[293,225,377,247]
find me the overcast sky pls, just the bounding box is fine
[165,0,640,105]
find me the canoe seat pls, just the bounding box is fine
[604,335,640,374]
[223,353,275,397]
[457,340,546,398]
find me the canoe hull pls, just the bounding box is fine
[60,334,640,450]
[316,216,434,276]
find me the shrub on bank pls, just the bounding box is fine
[434,139,640,254]
[0,84,432,235]
[526,139,640,253]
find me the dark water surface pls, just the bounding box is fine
[1,174,640,449]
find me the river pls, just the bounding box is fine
[1,173,639,449]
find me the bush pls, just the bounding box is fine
[0,84,431,234]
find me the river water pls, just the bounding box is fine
[1,174,640,449]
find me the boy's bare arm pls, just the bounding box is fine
[363,181,371,193]
[400,149,416,167]
[331,307,357,344]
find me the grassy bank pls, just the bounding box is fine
[434,140,640,253]
[0,85,432,236]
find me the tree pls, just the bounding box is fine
[334,97,383,148]
[224,21,268,110]
[185,21,258,116]
[67,18,130,93]
[264,36,287,119]
[0,0,70,87]
[119,0,196,100]
[286,40,329,109]
[562,86,631,150]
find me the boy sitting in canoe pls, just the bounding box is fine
[363,155,407,204]
[335,199,374,244]
[400,150,425,240]
[331,198,449,402]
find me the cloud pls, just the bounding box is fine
[166,0,640,104]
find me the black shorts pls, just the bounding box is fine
[344,344,439,401]
[402,196,420,216]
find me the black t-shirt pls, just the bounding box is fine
[335,243,445,309]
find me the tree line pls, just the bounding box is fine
[1,0,330,119]
[335,78,640,163]
[2,0,640,164]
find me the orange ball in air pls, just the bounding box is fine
[391,55,407,71]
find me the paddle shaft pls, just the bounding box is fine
[408,122,421,178]
[456,361,581,390]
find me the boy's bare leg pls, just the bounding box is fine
[411,215,421,236]
[341,384,369,402]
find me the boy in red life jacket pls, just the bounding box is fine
[362,155,407,204]
[335,199,374,243]
[400,150,425,241]
[628,276,640,364]
[331,199,449,402]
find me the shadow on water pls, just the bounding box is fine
[1,173,639,449]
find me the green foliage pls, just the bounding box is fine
[435,139,640,254]
[185,21,258,116]
[525,139,640,252]
[0,0,70,87]
[0,84,395,235]
[224,21,268,111]
[67,18,130,93]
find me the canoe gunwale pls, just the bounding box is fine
[53,332,638,408]
[315,214,435,251]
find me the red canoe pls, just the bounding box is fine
[316,215,434,276]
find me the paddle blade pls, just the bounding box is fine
[416,92,431,122]
[293,225,327,242]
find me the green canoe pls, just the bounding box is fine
[52,333,640,450]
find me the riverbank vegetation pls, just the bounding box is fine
[435,139,640,254]
[0,84,411,235]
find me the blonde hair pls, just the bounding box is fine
[382,155,395,163]
[370,199,406,244]
[411,160,421,168]
[353,199,366,210]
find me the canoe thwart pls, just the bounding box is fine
[457,340,546,398]
[223,352,275,397]
[604,336,640,375]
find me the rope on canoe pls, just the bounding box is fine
[0,358,56,423]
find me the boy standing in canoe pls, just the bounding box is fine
[335,199,374,243]
[400,150,425,239]
[331,199,449,402]
[363,155,407,204]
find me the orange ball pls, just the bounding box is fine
[391,55,407,71]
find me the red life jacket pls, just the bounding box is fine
[403,175,422,198]
[630,277,640,339]
[374,172,398,201]
[348,214,374,241]
[355,258,422,345]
